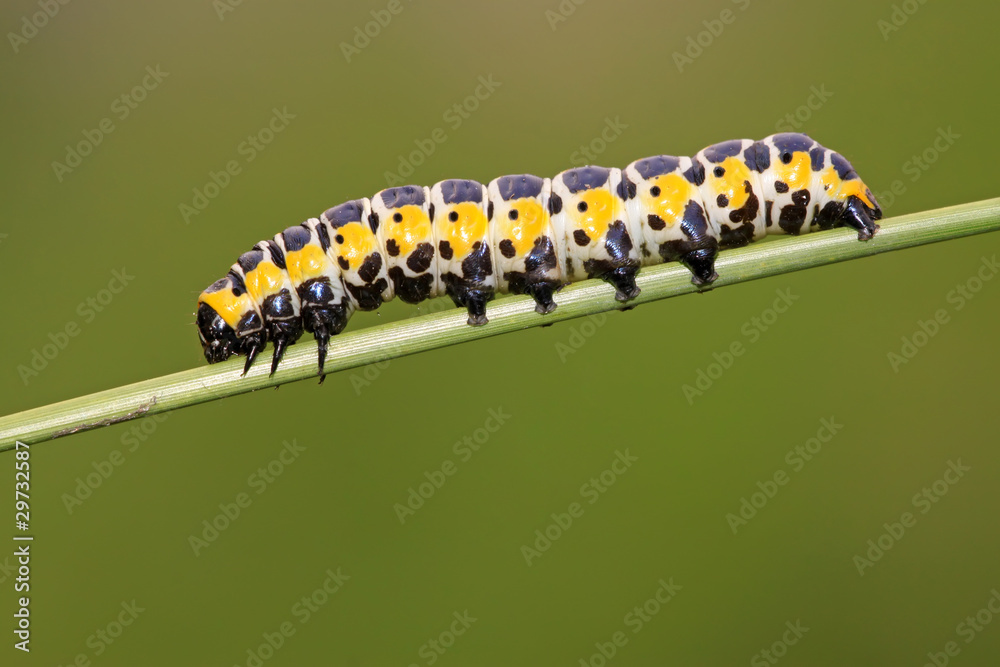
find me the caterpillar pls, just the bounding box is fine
[196,132,882,376]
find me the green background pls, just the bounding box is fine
[2,0,999,664]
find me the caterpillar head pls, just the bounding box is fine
[196,276,266,373]
[197,301,241,363]
[825,153,883,241]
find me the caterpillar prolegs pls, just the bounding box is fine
[196,132,882,375]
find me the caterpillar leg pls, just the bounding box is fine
[501,269,559,314]
[453,289,492,326]
[300,301,350,371]
[603,266,640,301]
[303,301,350,383]
[261,291,304,375]
[527,282,558,314]
[241,335,265,375]
[266,318,302,375]
[658,241,719,287]
[685,248,719,286]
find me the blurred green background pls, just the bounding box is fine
[2,0,999,664]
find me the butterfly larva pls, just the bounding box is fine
[196,132,882,375]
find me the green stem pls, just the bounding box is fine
[2,198,999,451]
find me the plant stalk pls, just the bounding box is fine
[2,198,999,452]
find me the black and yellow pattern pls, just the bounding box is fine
[196,132,882,374]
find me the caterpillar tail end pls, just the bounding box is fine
[843,194,882,242]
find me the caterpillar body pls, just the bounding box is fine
[196,132,882,376]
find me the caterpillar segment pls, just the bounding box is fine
[622,155,719,286]
[487,174,563,314]
[321,199,393,311]
[372,185,438,305]
[275,219,354,376]
[194,132,882,376]
[430,179,496,326]
[550,166,641,302]
[754,133,882,240]
[233,242,303,375]
[695,138,768,248]
[756,132,816,235]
